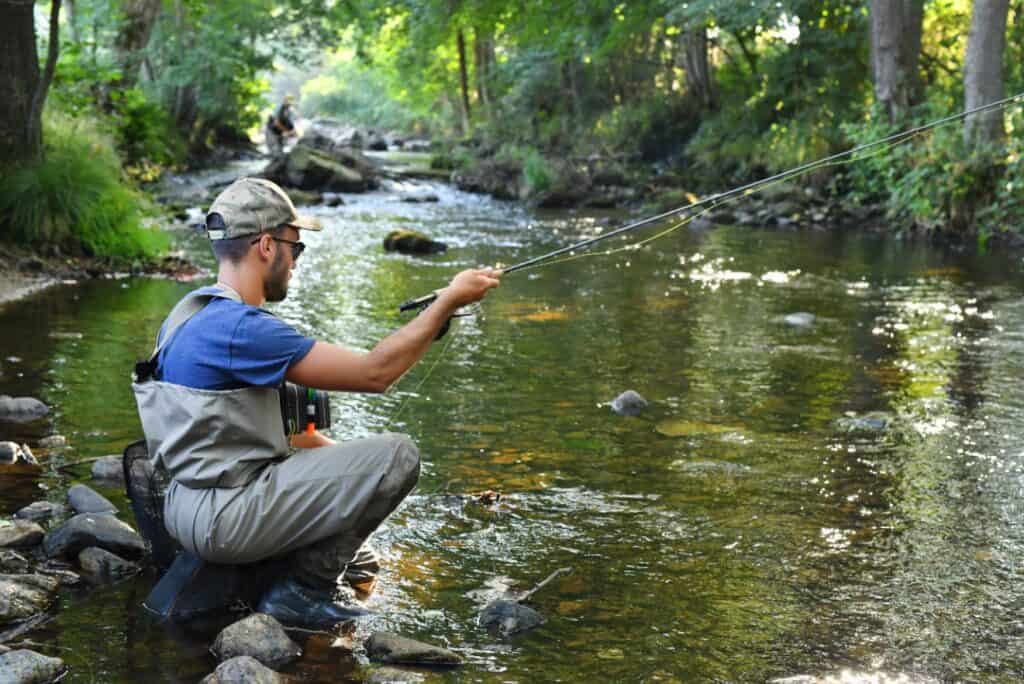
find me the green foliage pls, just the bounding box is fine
[0,113,167,259]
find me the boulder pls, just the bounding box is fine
[211,614,301,669]
[0,574,60,624]
[43,513,145,560]
[14,502,65,524]
[610,390,648,417]
[367,135,388,151]
[366,667,426,683]
[383,230,447,255]
[90,456,125,486]
[364,632,461,667]
[263,141,378,193]
[36,435,66,450]
[0,397,48,423]
[453,159,522,200]
[0,443,37,466]
[78,547,139,580]
[0,521,44,549]
[304,119,365,149]
[478,600,545,636]
[201,656,283,684]
[0,649,67,684]
[67,484,117,515]
[0,551,33,574]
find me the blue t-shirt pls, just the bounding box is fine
[156,287,315,390]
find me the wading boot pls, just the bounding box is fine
[256,578,369,628]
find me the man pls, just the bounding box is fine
[133,177,501,625]
[265,96,298,157]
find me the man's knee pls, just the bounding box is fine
[382,433,420,495]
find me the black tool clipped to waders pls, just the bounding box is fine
[122,439,179,571]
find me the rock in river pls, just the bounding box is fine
[91,455,125,486]
[14,501,65,524]
[0,574,60,624]
[0,443,37,466]
[78,547,139,580]
[43,513,145,560]
[211,613,301,669]
[610,390,648,417]
[0,520,44,549]
[201,656,283,684]
[67,484,117,515]
[364,632,461,667]
[0,396,48,423]
[0,649,67,684]
[383,230,447,255]
[478,600,545,636]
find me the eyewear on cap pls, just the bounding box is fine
[251,235,306,260]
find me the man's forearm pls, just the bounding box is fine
[366,295,457,390]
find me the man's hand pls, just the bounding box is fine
[436,268,502,309]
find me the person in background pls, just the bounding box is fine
[265,95,298,157]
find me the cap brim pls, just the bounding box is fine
[289,214,323,231]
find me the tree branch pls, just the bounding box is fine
[27,0,62,150]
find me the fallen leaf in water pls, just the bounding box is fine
[521,309,571,322]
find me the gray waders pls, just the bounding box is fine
[132,285,420,611]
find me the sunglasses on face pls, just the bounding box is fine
[251,235,306,260]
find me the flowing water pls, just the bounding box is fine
[2,170,1024,682]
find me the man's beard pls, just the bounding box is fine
[263,249,290,302]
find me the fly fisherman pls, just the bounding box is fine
[265,96,298,157]
[132,177,501,626]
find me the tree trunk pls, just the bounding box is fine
[456,28,472,133]
[964,0,1010,147]
[870,0,924,121]
[0,0,42,165]
[113,0,163,90]
[681,27,717,110]
[473,27,490,112]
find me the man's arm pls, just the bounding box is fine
[286,268,501,393]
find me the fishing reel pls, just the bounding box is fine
[279,382,331,436]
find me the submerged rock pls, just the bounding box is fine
[833,412,891,433]
[0,443,37,466]
[90,456,125,486]
[43,513,145,560]
[211,613,301,669]
[783,312,816,327]
[78,547,139,580]
[0,649,67,684]
[383,230,448,255]
[14,501,65,524]
[364,632,461,667]
[0,574,60,624]
[610,390,648,417]
[201,656,283,684]
[0,520,45,549]
[37,435,66,449]
[399,193,440,203]
[0,396,48,423]
[478,600,545,636]
[67,484,117,515]
[366,666,426,683]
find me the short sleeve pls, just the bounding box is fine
[228,309,315,387]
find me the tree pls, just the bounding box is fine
[113,0,163,90]
[680,26,717,110]
[963,0,1009,147]
[0,0,62,164]
[870,0,924,121]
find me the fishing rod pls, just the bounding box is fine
[398,91,1024,314]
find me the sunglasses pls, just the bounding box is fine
[251,235,306,260]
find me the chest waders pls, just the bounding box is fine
[132,285,421,620]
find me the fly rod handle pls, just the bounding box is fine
[399,291,439,313]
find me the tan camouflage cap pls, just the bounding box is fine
[205,178,321,240]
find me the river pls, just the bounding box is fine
[2,166,1024,682]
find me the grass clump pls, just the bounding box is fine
[0,112,168,260]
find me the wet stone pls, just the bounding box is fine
[833,412,890,433]
[366,667,426,683]
[0,443,37,466]
[0,396,49,423]
[90,455,125,486]
[610,390,648,417]
[201,655,283,684]
[43,513,145,560]
[0,649,67,684]
[364,632,462,667]
[78,547,139,580]
[478,600,545,636]
[37,435,66,449]
[783,312,816,327]
[0,550,33,574]
[0,520,44,549]
[399,193,440,203]
[211,613,301,669]
[14,501,65,524]
[67,484,117,515]
[0,574,60,624]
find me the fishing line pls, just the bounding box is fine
[399,91,1024,312]
[386,322,460,428]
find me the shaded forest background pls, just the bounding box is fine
[0,0,1022,259]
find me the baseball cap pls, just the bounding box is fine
[205,178,322,240]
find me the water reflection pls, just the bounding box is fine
[1,180,1024,681]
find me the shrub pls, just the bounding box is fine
[0,112,168,259]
